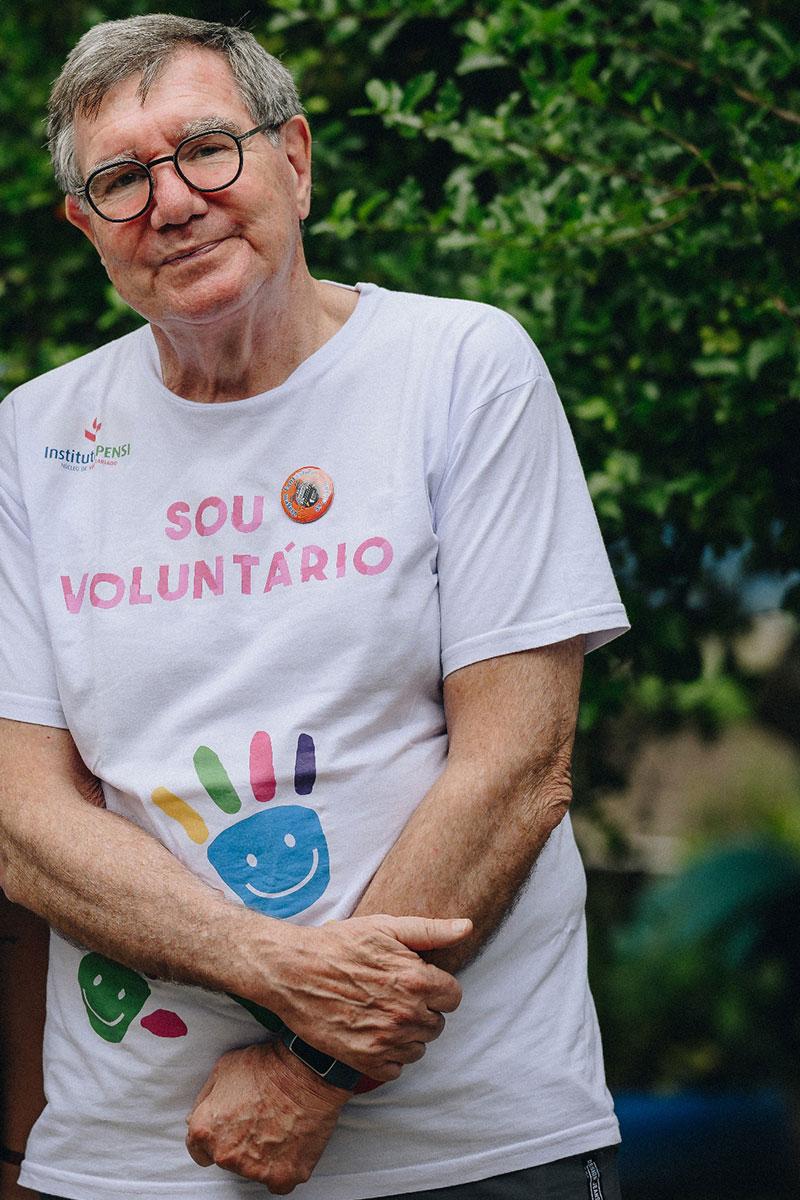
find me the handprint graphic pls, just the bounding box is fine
[77,731,328,1044]
[152,731,330,917]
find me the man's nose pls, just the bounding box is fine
[148,162,208,229]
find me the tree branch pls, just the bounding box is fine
[622,41,800,128]
[614,103,721,183]
[651,180,749,205]
[598,207,696,244]
[539,145,655,186]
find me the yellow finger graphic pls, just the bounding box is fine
[151,788,209,844]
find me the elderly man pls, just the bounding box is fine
[0,13,629,1200]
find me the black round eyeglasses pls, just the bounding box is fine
[79,122,280,223]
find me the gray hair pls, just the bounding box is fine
[48,14,303,194]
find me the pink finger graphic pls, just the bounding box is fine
[250,731,276,803]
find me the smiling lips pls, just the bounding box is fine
[162,238,224,266]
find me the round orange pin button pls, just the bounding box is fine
[281,466,334,524]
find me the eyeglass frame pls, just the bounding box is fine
[77,121,283,223]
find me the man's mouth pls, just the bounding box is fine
[162,239,224,266]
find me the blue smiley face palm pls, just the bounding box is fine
[151,732,330,919]
[208,804,330,917]
[207,734,329,917]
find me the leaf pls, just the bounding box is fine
[330,188,356,219]
[691,357,740,378]
[401,71,437,113]
[364,78,390,111]
[573,395,618,431]
[369,14,410,57]
[463,18,488,46]
[456,51,510,74]
[649,0,682,25]
[745,335,787,380]
[757,20,797,64]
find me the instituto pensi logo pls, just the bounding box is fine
[43,417,132,471]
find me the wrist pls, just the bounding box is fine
[277,1025,362,1093]
[218,909,300,1012]
[272,1038,353,1109]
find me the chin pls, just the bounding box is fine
[141,279,255,327]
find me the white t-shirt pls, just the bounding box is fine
[1,283,629,1200]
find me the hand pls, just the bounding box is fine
[186,1040,347,1193]
[270,914,471,1081]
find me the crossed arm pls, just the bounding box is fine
[0,733,466,1078]
[184,638,585,1190]
[0,636,584,1192]
[357,636,584,967]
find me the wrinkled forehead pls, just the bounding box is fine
[72,46,254,172]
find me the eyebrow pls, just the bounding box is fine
[86,116,245,176]
[178,115,243,140]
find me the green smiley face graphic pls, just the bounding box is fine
[78,953,151,1043]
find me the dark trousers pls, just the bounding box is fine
[41,1145,621,1200]
[377,1147,621,1200]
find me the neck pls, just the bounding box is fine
[150,270,357,403]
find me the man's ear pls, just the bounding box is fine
[65,195,100,249]
[281,115,313,221]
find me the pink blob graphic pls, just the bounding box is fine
[250,731,276,803]
[140,1009,188,1038]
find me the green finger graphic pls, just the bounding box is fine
[193,745,242,814]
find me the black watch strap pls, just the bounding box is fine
[278,1027,362,1091]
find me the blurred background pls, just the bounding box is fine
[1,1,798,1197]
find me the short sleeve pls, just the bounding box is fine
[0,402,68,728]
[435,373,629,678]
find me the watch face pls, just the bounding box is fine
[292,1037,335,1076]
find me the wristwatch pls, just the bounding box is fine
[278,1026,362,1091]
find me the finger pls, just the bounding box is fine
[406,1041,427,1064]
[388,916,472,952]
[400,1007,446,1044]
[420,1010,447,1041]
[190,1073,217,1111]
[386,1040,426,1065]
[185,1132,214,1168]
[364,1060,403,1083]
[417,963,463,1013]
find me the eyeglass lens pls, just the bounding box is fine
[88,131,242,220]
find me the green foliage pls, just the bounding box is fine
[595,835,800,1090]
[1,0,798,794]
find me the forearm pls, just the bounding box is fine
[355,639,584,973]
[0,767,289,1005]
[0,719,465,1079]
[354,756,571,973]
